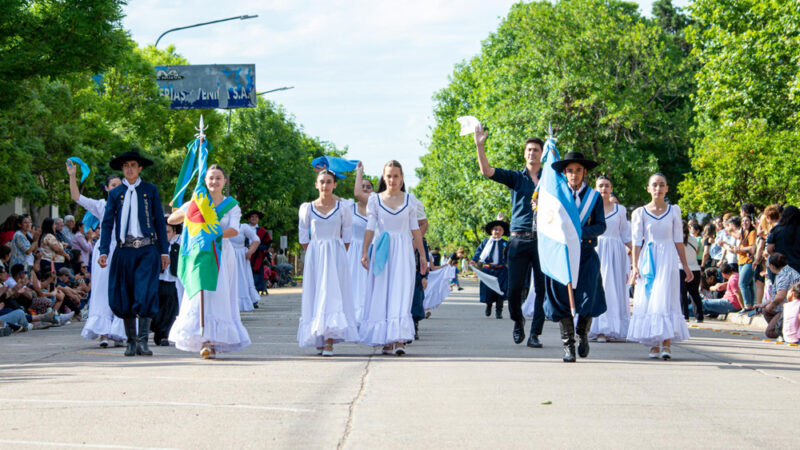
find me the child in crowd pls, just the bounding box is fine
[782,282,800,344]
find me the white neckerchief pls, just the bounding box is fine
[479,238,502,264]
[568,183,587,208]
[119,178,142,239]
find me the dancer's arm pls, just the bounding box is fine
[474,126,495,178]
[353,162,370,204]
[411,229,428,275]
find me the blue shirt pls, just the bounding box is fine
[488,167,542,232]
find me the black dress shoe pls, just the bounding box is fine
[484,303,491,317]
[527,334,543,348]
[512,320,526,344]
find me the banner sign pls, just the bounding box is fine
[155,64,256,110]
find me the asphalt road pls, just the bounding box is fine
[1,279,798,449]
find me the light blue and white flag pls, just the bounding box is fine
[535,138,582,287]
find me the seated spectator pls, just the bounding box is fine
[702,263,742,317]
[700,267,724,301]
[39,217,71,275]
[782,282,800,344]
[763,253,800,339]
[55,267,87,320]
[2,264,62,329]
[0,244,10,275]
[61,215,76,248]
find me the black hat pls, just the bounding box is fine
[483,219,510,236]
[244,210,264,219]
[110,150,154,171]
[551,152,599,172]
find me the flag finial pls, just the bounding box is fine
[195,114,208,141]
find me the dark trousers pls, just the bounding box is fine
[108,245,160,319]
[412,272,426,321]
[680,269,704,319]
[507,235,545,334]
[151,280,179,343]
[764,309,782,339]
[253,269,266,292]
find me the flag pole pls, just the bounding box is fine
[567,282,576,317]
[200,290,205,337]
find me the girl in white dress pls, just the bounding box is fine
[168,165,251,359]
[589,177,632,342]
[359,160,428,356]
[347,162,375,323]
[627,173,693,360]
[229,221,261,312]
[298,170,360,356]
[67,161,127,347]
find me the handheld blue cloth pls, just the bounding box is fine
[640,241,656,298]
[83,211,99,233]
[372,232,391,276]
[67,157,91,184]
[311,156,359,179]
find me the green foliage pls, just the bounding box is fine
[416,0,695,248]
[678,0,800,213]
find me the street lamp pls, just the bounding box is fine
[155,15,259,48]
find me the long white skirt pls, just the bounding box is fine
[298,238,359,348]
[234,246,260,312]
[346,238,369,323]
[424,265,455,310]
[626,241,690,347]
[169,239,251,353]
[358,232,415,346]
[590,236,631,340]
[81,242,127,341]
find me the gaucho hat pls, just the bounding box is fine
[551,151,599,172]
[483,219,510,236]
[110,147,154,171]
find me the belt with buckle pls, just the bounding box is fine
[483,264,505,270]
[510,231,535,238]
[119,237,154,249]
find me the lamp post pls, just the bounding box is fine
[228,86,295,133]
[155,15,259,48]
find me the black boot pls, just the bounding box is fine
[484,302,492,317]
[123,318,137,357]
[576,315,592,358]
[136,317,153,356]
[527,319,543,348]
[559,318,576,362]
[495,301,503,319]
[512,319,526,344]
[413,319,420,340]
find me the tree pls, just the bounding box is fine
[415,0,695,248]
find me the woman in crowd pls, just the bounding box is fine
[168,165,251,359]
[359,160,428,356]
[589,176,631,342]
[753,204,781,304]
[734,213,758,315]
[71,221,93,269]
[680,221,704,322]
[10,215,40,273]
[297,170,359,356]
[766,206,800,274]
[38,218,71,277]
[349,162,375,323]
[229,211,261,313]
[68,162,126,347]
[627,173,693,360]
[700,223,717,268]
[690,222,703,267]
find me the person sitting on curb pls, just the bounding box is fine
[702,263,742,317]
[763,253,800,340]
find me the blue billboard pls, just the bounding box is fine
[155,64,256,110]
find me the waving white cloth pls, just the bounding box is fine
[457,116,482,136]
[119,178,142,239]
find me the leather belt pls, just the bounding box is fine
[119,237,154,248]
[483,264,505,270]
[510,231,535,238]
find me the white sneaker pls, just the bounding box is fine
[99,338,109,348]
[59,312,75,325]
[26,323,34,332]
[597,336,607,343]
[322,349,334,357]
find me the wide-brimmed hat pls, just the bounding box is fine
[244,210,264,219]
[551,152,599,172]
[110,150,154,170]
[484,219,510,236]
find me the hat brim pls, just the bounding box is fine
[110,155,154,171]
[244,210,264,219]
[551,159,598,172]
[484,220,510,236]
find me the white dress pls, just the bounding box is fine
[359,192,419,346]
[78,195,127,342]
[423,265,455,310]
[626,204,690,346]
[590,204,632,340]
[169,202,251,353]
[229,223,261,312]
[297,200,359,348]
[343,199,369,323]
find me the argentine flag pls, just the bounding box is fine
[535,138,582,287]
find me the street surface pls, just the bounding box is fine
[1,279,798,449]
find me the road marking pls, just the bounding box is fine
[0,398,314,413]
[0,439,177,449]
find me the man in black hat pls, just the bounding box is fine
[544,151,607,362]
[470,217,510,319]
[474,127,546,347]
[98,146,170,357]
[243,210,272,295]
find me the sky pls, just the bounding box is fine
[123,0,690,187]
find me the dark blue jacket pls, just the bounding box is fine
[472,238,508,265]
[98,180,169,256]
[579,188,607,249]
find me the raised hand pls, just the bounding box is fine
[474,125,488,147]
[66,160,77,177]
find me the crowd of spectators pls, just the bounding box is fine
[1,213,90,336]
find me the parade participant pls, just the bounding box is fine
[589,176,631,342]
[627,173,693,360]
[349,162,375,322]
[244,210,272,295]
[297,170,359,356]
[359,160,428,356]
[411,205,430,340]
[542,152,607,362]
[150,220,181,346]
[68,162,127,347]
[230,215,261,312]
[474,126,546,347]
[98,148,170,357]
[168,165,251,359]
[470,217,509,319]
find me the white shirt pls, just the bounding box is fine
[121,178,144,239]
[567,183,587,208]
